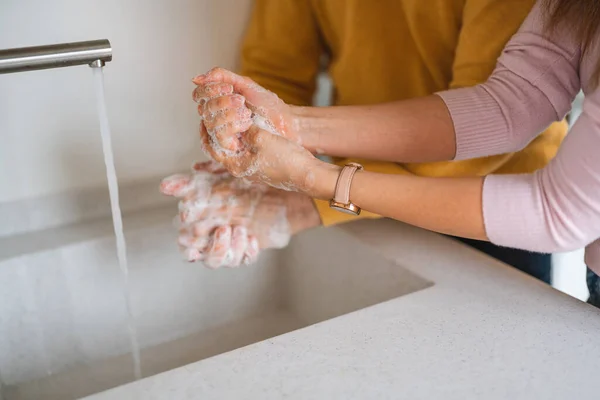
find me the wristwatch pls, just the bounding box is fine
[329,162,363,215]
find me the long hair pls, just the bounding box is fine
[543,0,600,86]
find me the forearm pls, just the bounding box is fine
[281,190,322,234]
[309,161,487,240]
[291,4,581,165]
[293,95,457,163]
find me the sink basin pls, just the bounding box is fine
[0,207,432,400]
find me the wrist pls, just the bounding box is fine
[281,191,322,234]
[291,105,321,153]
[302,159,341,200]
[253,189,320,244]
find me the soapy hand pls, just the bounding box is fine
[160,160,293,268]
[192,68,301,147]
[192,68,320,193]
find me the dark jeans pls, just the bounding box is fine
[587,267,600,308]
[452,237,552,284]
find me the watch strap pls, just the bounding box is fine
[333,163,363,205]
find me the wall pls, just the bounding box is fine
[551,92,588,301]
[0,0,252,205]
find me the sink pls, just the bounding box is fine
[0,207,433,400]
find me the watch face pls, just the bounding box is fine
[331,205,359,215]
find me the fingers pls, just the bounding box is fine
[180,224,260,269]
[192,82,234,104]
[203,106,253,152]
[179,195,226,224]
[230,225,249,266]
[204,225,233,269]
[202,93,245,114]
[243,235,260,265]
[178,232,209,254]
[199,123,232,166]
[192,68,255,95]
[199,118,238,159]
[200,122,256,178]
[192,68,273,116]
[202,226,260,268]
[177,175,232,225]
[191,160,228,175]
[179,206,206,225]
[192,71,263,172]
[160,174,193,197]
[191,159,231,186]
[213,121,254,152]
[183,247,203,263]
[199,122,218,160]
[204,105,252,131]
[178,216,260,269]
[161,160,231,199]
[201,94,252,153]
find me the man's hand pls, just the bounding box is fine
[161,161,320,268]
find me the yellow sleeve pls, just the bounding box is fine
[449,0,536,89]
[239,0,324,106]
[314,158,412,226]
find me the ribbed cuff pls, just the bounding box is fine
[436,87,511,161]
[482,174,549,253]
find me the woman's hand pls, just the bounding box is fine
[201,122,321,192]
[193,68,338,195]
[192,68,302,145]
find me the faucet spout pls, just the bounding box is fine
[0,39,112,74]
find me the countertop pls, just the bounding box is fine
[84,218,600,399]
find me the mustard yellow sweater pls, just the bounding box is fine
[240,0,567,226]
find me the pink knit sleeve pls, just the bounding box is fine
[437,2,581,160]
[482,86,600,253]
[438,4,581,160]
[436,1,600,257]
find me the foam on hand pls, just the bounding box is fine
[252,113,280,135]
[160,161,292,268]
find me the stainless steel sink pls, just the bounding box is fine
[0,207,433,400]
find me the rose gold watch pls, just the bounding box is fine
[329,162,363,215]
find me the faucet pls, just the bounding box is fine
[0,39,112,74]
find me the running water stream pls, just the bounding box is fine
[92,67,142,380]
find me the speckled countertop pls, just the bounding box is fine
[84,219,600,400]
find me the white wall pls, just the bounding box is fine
[551,92,589,301]
[553,250,588,300]
[0,0,253,204]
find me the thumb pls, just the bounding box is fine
[192,68,255,97]
[242,125,267,149]
[160,174,193,198]
[191,160,229,176]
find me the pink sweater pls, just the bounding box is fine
[437,1,600,274]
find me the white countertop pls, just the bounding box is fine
[84,219,600,400]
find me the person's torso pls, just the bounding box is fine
[309,0,566,177]
[311,0,462,105]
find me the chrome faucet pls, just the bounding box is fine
[0,39,112,74]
